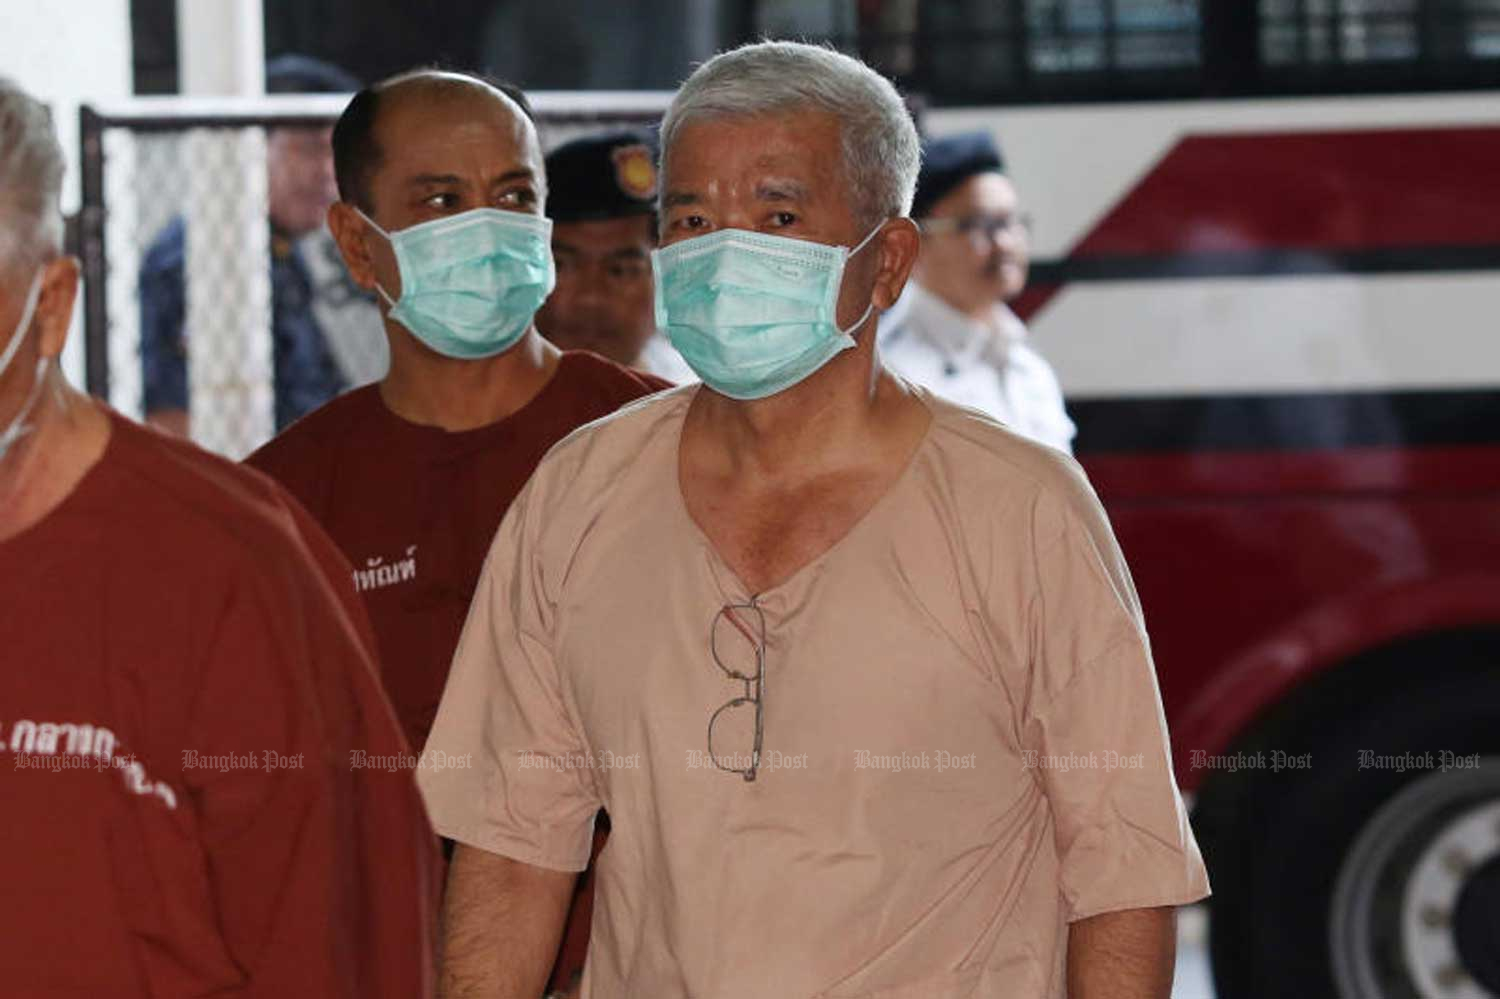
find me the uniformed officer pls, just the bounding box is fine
[139,55,387,436]
[880,131,1075,452]
[535,130,693,381]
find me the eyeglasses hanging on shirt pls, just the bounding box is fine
[707,600,766,782]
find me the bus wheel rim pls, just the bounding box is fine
[1330,758,1500,999]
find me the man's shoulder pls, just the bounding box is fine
[104,411,330,573]
[526,383,692,504]
[1004,337,1066,386]
[245,385,380,482]
[555,350,675,403]
[920,387,1089,502]
[548,378,690,458]
[914,391,1118,575]
[139,217,187,279]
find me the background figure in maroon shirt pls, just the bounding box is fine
[0,77,437,998]
[244,69,667,995]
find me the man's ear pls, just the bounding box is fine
[328,201,380,292]
[36,256,80,360]
[871,217,921,311]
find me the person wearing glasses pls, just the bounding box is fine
[420,41,1207,999]
[880,131,1077,453]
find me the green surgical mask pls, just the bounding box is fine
[652,224,883,400]
[358,207,555,360]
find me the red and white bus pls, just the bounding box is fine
[928,91,1500,998]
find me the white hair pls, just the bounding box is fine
[660,41,920,229]
[0,77,65,275]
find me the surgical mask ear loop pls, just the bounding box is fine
[0,357,51,464]
[0,270,58,467]
[351,206,401,309]
[0,268,45,378]
[839,301,877,338]
[848,220,886,260]
[837,221,887,337]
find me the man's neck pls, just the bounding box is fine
[688,341,918,484]
[378,325,562,432]
[0,384,111,543]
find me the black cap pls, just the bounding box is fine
[265,54,360,94]
[545,130,659,223]
[912,131,1006,219]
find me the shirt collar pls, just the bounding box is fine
[903,281,1026,366]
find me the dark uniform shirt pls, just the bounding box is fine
[139,218,346,430]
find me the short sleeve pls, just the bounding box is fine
[178,523,438,998]
[1017,466,1210,921]
[418,474,601,872]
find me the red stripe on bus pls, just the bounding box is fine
[1082,444,1500,501]
[1077,127,1500,257]
[1013,126,1500,322]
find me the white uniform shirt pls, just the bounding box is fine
[298,229,389,386]
[880,281,1076,453]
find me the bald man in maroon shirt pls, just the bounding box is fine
[0,77,436,998]
[248,69,668,759]
[244,69,665,995]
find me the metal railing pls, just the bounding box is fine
[77,92,672,456]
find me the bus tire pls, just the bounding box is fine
[1205,665,1500,999]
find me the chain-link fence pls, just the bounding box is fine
[79,92,672,458]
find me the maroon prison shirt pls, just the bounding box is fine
[246,350,670,752]
[0,410,439,998]
[245,350,666,992]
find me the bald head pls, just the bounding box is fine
[332,69,536,214]
[324,69,549,318]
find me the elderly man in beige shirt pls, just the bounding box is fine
[420,40,1209,999]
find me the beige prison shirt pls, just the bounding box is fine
[419,383,1209,999]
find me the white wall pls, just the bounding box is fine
[177,0,264,96]
[0,0,133,385]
